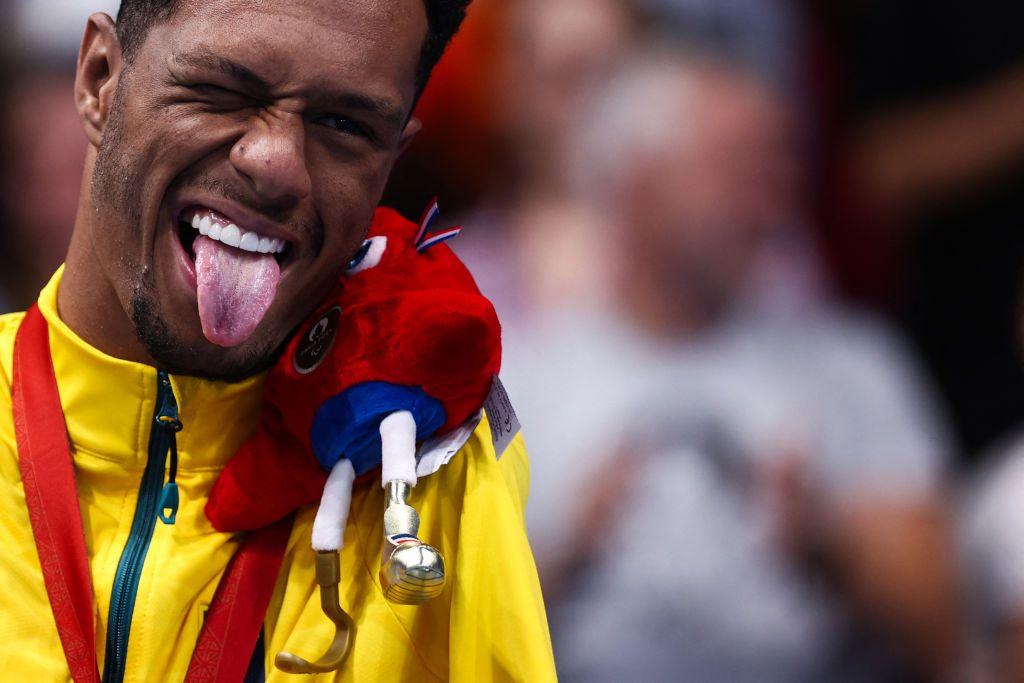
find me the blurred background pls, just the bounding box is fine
[6,1,1024,680]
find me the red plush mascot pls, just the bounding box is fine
[205,201,501,672]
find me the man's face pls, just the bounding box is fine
[87,0,427,379]
[628,68,797,316]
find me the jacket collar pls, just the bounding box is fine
[38,268,266,471]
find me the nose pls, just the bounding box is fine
[230,111,312,202]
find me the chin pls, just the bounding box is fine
[155,339,282,382]
[130,288,284,381]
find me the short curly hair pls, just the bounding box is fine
[115,0,471,93]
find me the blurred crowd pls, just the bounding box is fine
[4,1,1024,681]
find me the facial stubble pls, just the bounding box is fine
[90,80,281,381]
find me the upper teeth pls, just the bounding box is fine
[189,212,287,255]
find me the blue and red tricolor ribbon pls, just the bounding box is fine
[415,198,462,253]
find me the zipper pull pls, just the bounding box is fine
[158,481,179,525]
[155,372,183,525]
[156,414,183,525]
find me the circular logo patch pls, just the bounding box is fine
[293,306,342,375]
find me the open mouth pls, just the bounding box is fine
[175,205,292,348]
[177,206,291,266]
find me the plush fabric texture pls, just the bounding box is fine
[206,207,502,532]
[311,382,445,476]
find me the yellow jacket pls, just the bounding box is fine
[0,270,555,682]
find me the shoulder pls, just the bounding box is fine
[450,412,531,509]
[268,415,551,682]
[793,306,918,369]
[0,311,25,404]
[751,305,936,404]
[813,308,946,424]
[410,412,533,535]
[765,306,952,483]
[0,313,24,498]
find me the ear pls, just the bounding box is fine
[75,13,124,147]
[397,116,422,156]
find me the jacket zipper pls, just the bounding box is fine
[102,371,182,683]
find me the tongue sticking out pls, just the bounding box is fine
[194,235,281,347]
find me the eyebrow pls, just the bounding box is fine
[172,50,274,94]
[171,50,407,129]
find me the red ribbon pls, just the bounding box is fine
[14,304,290,682]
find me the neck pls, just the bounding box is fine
[58,160,157,367]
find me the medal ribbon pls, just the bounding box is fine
[14,304,290,682]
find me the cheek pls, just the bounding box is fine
[310,150,393,253]
[121,81,226,180]
[145,107,243,177]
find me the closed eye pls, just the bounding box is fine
[191,83,234,95]
[186,83,258,108]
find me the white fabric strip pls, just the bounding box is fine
[311,459,357,552]
[380,410,419,487]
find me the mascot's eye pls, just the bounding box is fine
[346,240,371,269]
[346,236,388,275]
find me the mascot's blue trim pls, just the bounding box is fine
[310,382,446,476]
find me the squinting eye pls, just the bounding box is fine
[316,115,370,138]
[187,83,255,109]
[346,236,387,275]
[194,83,234,96]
